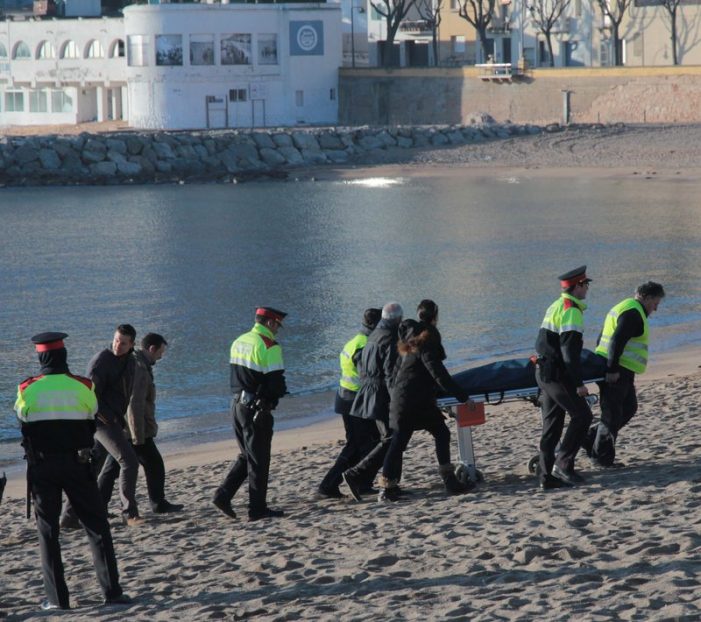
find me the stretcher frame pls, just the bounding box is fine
[437,381,602,484]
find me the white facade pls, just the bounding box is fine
[124,3,341,129]
[0,2,341,129]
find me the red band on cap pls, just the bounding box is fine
[560,274,588,288]
[35,340,64,352]
[256,308,284,322]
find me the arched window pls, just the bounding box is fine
[109,39,125,58]
[0,43,7,59]
[85,39,104,59]
[37,40,56,59]
[13,41,31,60]
[60,40,79,59]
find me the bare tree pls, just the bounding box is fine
[417,0,444,65]
[659,0,682,64]
[457,0,497,62]
[528,0,571,66]
[371,0,419,66]
[594,0,635,66]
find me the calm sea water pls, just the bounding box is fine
[1,174,700,454]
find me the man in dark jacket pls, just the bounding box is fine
[342,301,403,501]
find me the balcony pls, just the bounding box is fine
[486,17,511,34]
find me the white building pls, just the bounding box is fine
[0,1,342,129]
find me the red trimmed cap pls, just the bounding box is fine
[31,332,68,352]
[255,307,287,323]
[558,266,592,288]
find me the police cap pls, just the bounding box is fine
[31,332,68,352]
[558,266,592,288]
[362,308,382,329]
[255,307,287,324]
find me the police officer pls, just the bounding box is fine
[213,307,288,521]
[15,332,130,610]
[535,267,594,490]
[317,308,382,499]
[588,281,665,466]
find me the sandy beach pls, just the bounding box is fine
[3,125,701,620]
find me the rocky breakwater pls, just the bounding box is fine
[0,120,551,187]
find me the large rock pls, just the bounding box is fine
[446,131,465,144]
[219,151,240,173]
[376,130,397,147]
[117,160,143,176]
[84,138,107,153]
[358,135,383,150]
[318,132,344,150]
[155,161,173,173]
[126,136,145,155]
[301,149,328,164]
[82,150,106,164]
[272,133,293,148]
[226,143,260,164]
[324,150,349,163]
[278,146,304,165]
[39,149,61,170]
[292,132,320,151]
[14,144,40,165]
[430,133,449,146]
[107,150,127,164]
[176,144,197,159]
[90,161,117,177]
[259,148,287,166]
[252,133,275,149]
[193,144,209,159]
[105,138,127,154]
[128,155,155,176]
[153,142,176,159]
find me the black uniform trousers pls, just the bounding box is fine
[592,370,638,466]
[215,399,274,515]
[345,419,393,485]
[536,369,593,481]
[30,454,122,608]
[318,413,380,493]
[133,438,167,508]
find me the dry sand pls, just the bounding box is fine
[2,125,701,620]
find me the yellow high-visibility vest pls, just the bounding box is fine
[596,298,649,374]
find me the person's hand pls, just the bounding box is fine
[576,385,589,397]
[605,372,620,384]
[96,413,108,425]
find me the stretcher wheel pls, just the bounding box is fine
[527,455,539,474]
[455,464,484,484]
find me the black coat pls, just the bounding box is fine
[87,348,135,427]
[389,321,468,429]
[349,319,400,422]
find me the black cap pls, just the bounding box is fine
[255,307,287,323]
[363,308,382,329]
[558,266,591,287]
[31,332,68,352]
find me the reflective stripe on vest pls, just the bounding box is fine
[595,298,649,374]
[540,293,586,335]
[339,332,368,391]
[230,323,284,373]
[15,374,97,424]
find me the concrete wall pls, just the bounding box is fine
[339,65,701,126]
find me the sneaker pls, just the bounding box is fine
[212,497,237,519]
[248,507,284,522]
[123,515,145,527]
[41,600,68,611]
[552,465,585,486]
[59,514,81,530]
[316,486,346,499]
[377,487,401,503]
[103,594,133,606]
[342,470,363,502]
[539,474,570,490]
[152,501,184,514]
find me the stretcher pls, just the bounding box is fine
[437,350,606,484]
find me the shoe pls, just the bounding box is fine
[248,507,284,522]
[213,497,237,519]
[593,459,625,469]
[41,600,68,611]
[123,515,145,527]
[316,486,346,499]
[359,486,378,495]
[103,594,133,606]
[540,474,570,490]
[552,465,585,486]
[377,487,401,503]
[152,501,184,514]
[342,470,363,502]
[59,514,81,530]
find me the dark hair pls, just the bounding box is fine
[142,333,168,350]
[417,299,439,323]
[637,281,665,299]
[363,308,382,329]
[116,324,137,341]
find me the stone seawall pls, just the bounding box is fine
[0,119,552,186]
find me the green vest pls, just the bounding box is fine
[339,332,368,392]
[541,293,586,334]
[15,374,98,424]
[230,323,284,373]
[596,298,649,374]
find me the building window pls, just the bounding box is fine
[5,91,24,112]
[451,35,465,54]
[221,34,251,65]
[295,90,304,106]
[13,41,31,60]
[190,34,214,65]
[86,40,104,59]
[37,40,56,59]
[109,39,125,58]
[51,89,73,112]
[29,89,48,113]
[330,88,336,100]
[127,35,150,66]
[156,35,183,66]
[60,40,79,59]
[0,42,7,59]
[229,88,247,102]
[257,33,278,65]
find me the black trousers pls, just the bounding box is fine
[132,438,167,507]
[592,370,638,465]
[382,413,451,483]
[536,369,593,481]
[318,413,380,492]
[30,455,122,608]
[346,419,392,485]
[215,399,274,515]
